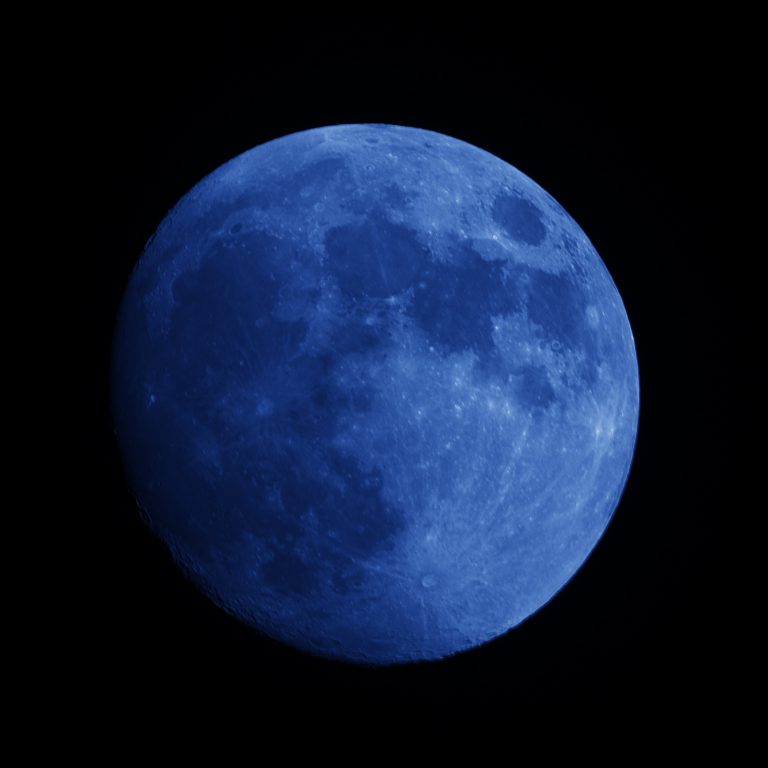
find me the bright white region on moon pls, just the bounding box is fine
[111,124,639,664]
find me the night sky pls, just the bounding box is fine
[74,22,737,727]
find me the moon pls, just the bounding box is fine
[112,124,639,664]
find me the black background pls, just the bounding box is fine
[76,22,737,726]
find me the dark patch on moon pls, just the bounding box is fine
[148,227,409,599]
[330,314,387,356]
[253,447,406,597]
[169,234,309,409]
[132,348,406,603]
[491,192,547,246]
[381,184,412,209]
[245,157,350,210]
[325,214,430,299]
[512,365,557,409]
[407,237,600,389]
[294,157,348,193]
[407,238,520,361]
[523,269,599,380]
[260,548,318,596]
[285,353,375,441]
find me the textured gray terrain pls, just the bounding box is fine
[112,125,639,663]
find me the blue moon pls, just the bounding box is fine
[112,124,639,664]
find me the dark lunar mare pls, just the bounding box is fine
[114,230,407,601]
[112,124,639,664]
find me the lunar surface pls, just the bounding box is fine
[112,124,639,664]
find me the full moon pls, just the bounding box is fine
[112,124,639,664]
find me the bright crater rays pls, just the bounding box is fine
[112,124,639,664]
